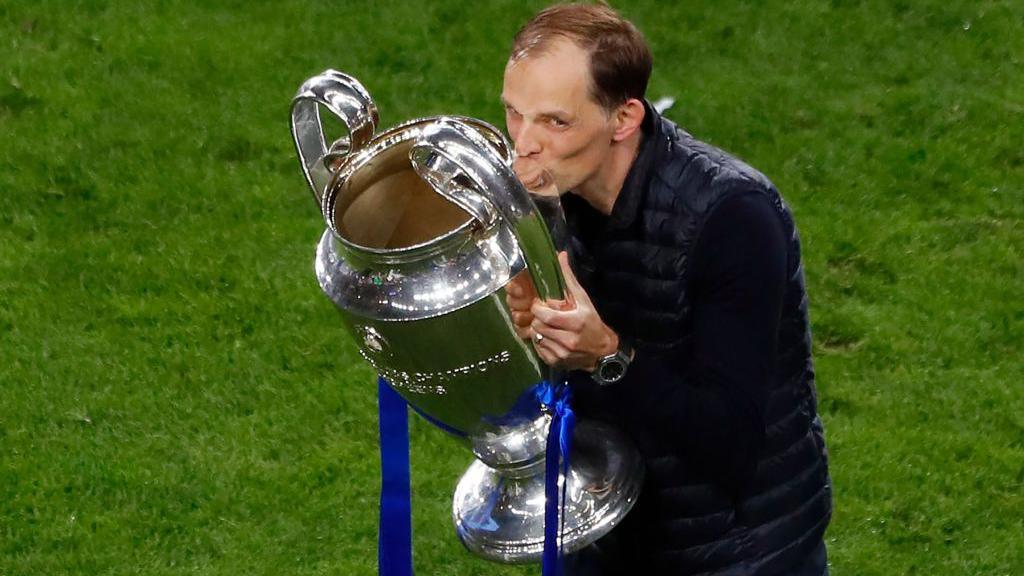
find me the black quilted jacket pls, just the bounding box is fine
[563,104,832,575]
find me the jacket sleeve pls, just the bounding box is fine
[618,191,787,493]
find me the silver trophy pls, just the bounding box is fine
[290,69,643,563]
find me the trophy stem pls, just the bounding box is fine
[452,419,644,564]
[470,412,551,471]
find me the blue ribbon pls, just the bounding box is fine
[376,377,574,576]
[535,381,576,576]
[377,377,414,576]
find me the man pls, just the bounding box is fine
[502,3,832,575]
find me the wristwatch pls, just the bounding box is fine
[592,337,633,386]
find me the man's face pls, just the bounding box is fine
[501,39,618,195]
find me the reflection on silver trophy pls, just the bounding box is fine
[289,69,643,563]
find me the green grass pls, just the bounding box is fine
[1,0,1021,574]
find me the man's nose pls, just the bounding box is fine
[513,122,542,157]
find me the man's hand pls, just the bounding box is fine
[505,269,538,341]
[529,252,619,371]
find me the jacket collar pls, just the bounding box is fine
[599,99,660,232]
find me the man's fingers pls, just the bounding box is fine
[511,310,534,327]
[531,322,578,351]
[546,297,574,312]
[534,334,571,366]
[534,344,557,366]
[506,271,538,309]
[507,294,533,310]
[530,300,578,330]
[514,323,533,341]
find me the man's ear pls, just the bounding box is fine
[611,98,645,142]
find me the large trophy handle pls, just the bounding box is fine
[409,118,566,303]
[290,69,379,206]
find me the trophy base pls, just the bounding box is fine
[452,419,644,564]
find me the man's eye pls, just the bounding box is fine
[548,117,569,128]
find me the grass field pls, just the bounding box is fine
[1,0,1022,574]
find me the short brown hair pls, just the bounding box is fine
[510,2,652,111]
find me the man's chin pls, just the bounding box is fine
[545,175,573,197]
[528,179,563,199]
[553,180,578,197]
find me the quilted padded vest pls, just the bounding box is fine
[563,107,832,575]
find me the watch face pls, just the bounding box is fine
[599,358,626,383]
